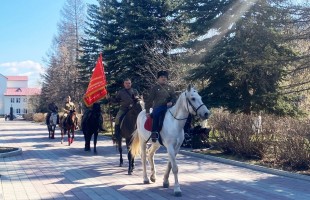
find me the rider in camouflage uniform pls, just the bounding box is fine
[62,96,78,128]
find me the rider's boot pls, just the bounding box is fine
[151,115,159,142]
[151,131,159,143]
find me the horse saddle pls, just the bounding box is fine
[144,114,165,132]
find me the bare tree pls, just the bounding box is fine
[40,0,87,112]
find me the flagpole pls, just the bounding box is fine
[108,101,114,143]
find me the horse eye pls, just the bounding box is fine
[191,98,196,101]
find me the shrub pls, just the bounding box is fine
[271,118,310,170]
[209,110,310,170]
[33,113,45,122]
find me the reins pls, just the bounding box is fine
[169,92,205,120]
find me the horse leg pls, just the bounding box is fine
[67,129,71,146]
[51,126,55,139]
[83,132,87,150]
[147,143,160,183]
[84,133,91,151]
[61,129,64,144]
[118,138,123,167]
[140,140,150,184]
[93,132,98,154]
[126,139,133,175]
[71,128,74,143]
[47,126,49,138]
[166,145,182,197]
[163,161,172,188]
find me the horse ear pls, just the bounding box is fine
[187,84,192,92]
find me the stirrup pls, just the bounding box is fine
[151,132,159,142]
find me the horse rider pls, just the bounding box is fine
[46,102,59,125]
[82,103,106,132]
[62,95,78,129]
[109,78,140,141]
[145,70,177,142]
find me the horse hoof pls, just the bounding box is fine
[143,180,150,184]
[174,191,182,197]
[150,177,156,183]
[163,182,169,188]
[128,171,132,175]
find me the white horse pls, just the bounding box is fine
[131,84,210,196]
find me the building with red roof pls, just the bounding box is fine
[0,74,41,116]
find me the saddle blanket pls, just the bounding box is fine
[144,116,152,131]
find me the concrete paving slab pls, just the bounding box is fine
[0,119,310,200]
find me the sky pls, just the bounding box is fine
[0,0,97,88]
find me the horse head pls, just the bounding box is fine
[67,110,77,126]
[131,100,143,115]
[184,84,210,120]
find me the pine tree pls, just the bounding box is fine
[79,0,187,95]
[187,0,301,115]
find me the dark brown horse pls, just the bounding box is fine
[116,100,143,175]
[59,111,77,146]
[82,103,103,154]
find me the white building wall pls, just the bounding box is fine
[3,96,29,116]
[0,75,8,115]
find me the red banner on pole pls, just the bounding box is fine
[83,53,108,107]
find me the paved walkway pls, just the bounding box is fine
[0,119,310,200]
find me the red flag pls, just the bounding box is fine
[83,53,108,107]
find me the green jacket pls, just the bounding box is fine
[111,88,139,111]
[145,83,177,114]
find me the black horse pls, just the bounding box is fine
[116,100,143,175]
[82,103,103,154]
[46,103,59,139]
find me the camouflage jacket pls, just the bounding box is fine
[145,83,177,114]
[63,102,76,113]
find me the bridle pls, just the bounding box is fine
[186,93,205,116]
[169,92,205,120]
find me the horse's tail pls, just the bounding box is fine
[130,129,140,157]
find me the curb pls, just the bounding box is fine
[0,147,22,158]
[179,149,310,182]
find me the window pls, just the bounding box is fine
[16,98,21,103]
[11,98,15,103]
[23,109,28,114]
[16,108,20,114]
[23,98,27,102]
